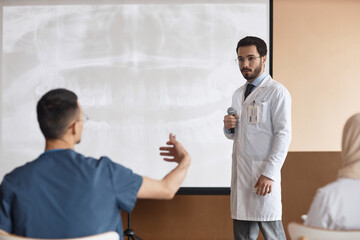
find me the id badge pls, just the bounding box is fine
[248,105,258,124]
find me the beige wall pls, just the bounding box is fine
[274,0,360,151]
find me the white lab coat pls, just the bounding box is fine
[224,75,291,221]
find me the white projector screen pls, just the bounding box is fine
[0,0,271,190]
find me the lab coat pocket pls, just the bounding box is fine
[251,160,274,198]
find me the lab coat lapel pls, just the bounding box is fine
[242,75,271,105]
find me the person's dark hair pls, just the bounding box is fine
[37,88,79,139]
[236,36,267,57]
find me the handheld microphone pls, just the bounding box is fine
[227,107,236,134]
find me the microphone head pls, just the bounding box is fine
[227,107,236,116]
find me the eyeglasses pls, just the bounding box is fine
[235,56,261,65]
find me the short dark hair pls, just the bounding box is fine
[37,88,79,139]
[236,36,267,57]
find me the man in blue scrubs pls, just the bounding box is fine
[0,88,191,239]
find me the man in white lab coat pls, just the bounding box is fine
[223,36,291,240]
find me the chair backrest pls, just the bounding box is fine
[0,231,119,240]
[288,222,360,240]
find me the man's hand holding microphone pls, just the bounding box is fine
[224,107,239,133]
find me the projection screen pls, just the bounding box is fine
[0,0,272,191]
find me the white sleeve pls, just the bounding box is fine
[304,189,331,229]
[263,87,292,180]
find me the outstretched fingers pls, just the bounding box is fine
[159,146,175,162]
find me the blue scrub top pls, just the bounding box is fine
[0,149,143,239]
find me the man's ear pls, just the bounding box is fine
[74,121,82,135]
[69,121,77,136]
[262,55,267,66]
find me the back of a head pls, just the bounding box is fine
[236,36,267,57]
[339,113,360,179]
[37,88,79,140]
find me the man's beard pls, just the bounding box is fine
[241,63,262,81]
